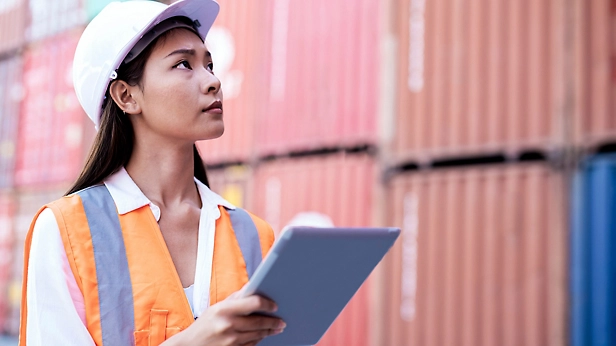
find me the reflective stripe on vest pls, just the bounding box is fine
[227,208,262,278]
[79,186,135,345]
[76,185,263,345]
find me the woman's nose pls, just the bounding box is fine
[201,68,221,94]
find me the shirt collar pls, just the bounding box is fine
[194,176,236,211]
[104,167,235,221]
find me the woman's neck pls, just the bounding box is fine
[125,139,200,209]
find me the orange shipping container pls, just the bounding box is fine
[388,0,564,163]
[572,0,616,147]
[373,164,567,346]
[252,153,377,346]
[0,0,27,55]
[196,0,263,164]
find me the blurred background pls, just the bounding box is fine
[0,0,614,345]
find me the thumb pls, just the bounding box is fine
[227,282,251,300]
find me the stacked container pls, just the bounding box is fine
[0,0,27,57]
[0,194,14,333]
[571,154,616,346]
[0,57,23,189]
[251,152,377,346]
[386,0,566,164]
[204,0,385,343]
[196,0,263,164]
[14,29,86,188]
[4,188,67,336]
[254,0,380,156]
[0,0,614,344]
[571,0,616,148]
[374,164,568,346]
[376,0,615,345]
[0,0,90,337]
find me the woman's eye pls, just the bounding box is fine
[207,62,214,73]
[174,60,192,69]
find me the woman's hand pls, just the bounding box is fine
[162,292,285,346]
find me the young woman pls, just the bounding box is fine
[19,1,284,345]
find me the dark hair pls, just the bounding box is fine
[66,29,209,196]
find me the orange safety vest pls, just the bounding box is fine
[19,185,274,346]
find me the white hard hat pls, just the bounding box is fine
[73,0,219,128]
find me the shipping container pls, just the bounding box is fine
[0,56,23,189]
[254,0,380,156]
[252,153,377,346]
[0,193,14,334]
[206,164,254,209]
[0,0,27,55]
[571,0,616,148]
[195,0,263,164]
[388,0,564,164]
[15,29,87,188]
[374,164,567,346]
[4,188,66,336]
[27,0,85,43]
[571,154,616,346]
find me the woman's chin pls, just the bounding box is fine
[198,125,224,141]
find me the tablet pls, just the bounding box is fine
[242,226,401,346]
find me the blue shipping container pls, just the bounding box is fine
[571,154,616,346]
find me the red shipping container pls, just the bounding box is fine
[255,0,380,156]
[252,153,377,346]
[0,0,28,55]
[4,188,66,336]
[27,0,85,43]
[0,56,23,188]
[196,0,263,164]
[373,164,567,346]
[572,0,616,147]
[0,193,15,333]
[388,0,562,163]
[15,29,87,188]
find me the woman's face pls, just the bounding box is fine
[129,28,224,143]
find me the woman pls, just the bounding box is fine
[19,1,284,345]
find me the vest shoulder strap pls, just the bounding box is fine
[227,207,263,278]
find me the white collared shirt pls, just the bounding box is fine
[25,168,235,345]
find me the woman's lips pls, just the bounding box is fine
[203,100,223,114]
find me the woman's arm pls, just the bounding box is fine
[25,208,96,345]
[162,292,285,346]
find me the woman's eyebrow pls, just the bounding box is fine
[165,48,195,58]
[165,49,212,59]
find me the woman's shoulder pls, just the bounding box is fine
[242,209,272,231]
[47,184,107,209]
[31,207,59,233]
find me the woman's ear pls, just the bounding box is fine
[108,80,141,115]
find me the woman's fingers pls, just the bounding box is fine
[233,315,286,332]
[235,328,285,344]
[223,295,278,316]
